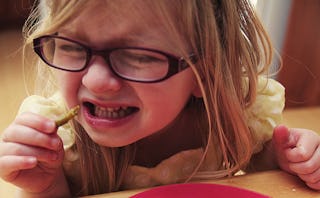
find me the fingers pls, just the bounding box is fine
[286,128,320,163]
[2,124,61,151]
[273,126,320,163]
[0,156,37,182]
[273,125,320,190]
[0,156,37,171]
[0,142,61,163]
[306,180,320,190]
[0,111,66,193]
[273,125,297,149]
[14,112,56,134]
[290,145,320,173]
[0,111,64,179]
[2,112,60,150]
[0,117,64,165]
[298,166,320,187]
[0,139,64,184]
[297,157,320,190]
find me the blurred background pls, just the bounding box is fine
[0,0,319,195]
[0,0,35,133]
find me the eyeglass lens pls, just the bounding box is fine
[38,37,171,81]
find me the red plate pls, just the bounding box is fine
[130,183,270,198]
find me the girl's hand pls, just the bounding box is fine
[272,125,320,190]
[0,112,67,195]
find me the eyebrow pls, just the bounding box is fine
[58,28,150,48]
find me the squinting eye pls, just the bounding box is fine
[120,50,167,64]
[58,44,85,53]
[132,54,165,64]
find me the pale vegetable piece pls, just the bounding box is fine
[55,105,80,127]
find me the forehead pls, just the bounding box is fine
[58,1,182,50]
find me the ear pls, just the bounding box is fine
[192,81,203,98]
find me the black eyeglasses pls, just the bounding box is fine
[33,35,196,83]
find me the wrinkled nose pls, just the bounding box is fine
[82,56,122,94]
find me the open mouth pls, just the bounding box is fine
[84,102,139,119]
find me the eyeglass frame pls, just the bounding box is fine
[33,34,197,83]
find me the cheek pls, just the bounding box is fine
[55,72,82,107]
[135,70,198,132]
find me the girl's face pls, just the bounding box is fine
[55,1,200,147]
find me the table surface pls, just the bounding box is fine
[1,107,320,197]
[84,170,320,198]
[282,106,320,133]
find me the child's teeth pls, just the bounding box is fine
[107,107,120,112]
[94,106,132,118]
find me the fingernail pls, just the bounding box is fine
[25,157,37,166]
[27,157,37,163]
[45,121,56,132]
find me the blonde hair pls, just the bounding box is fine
[23,0,272,196]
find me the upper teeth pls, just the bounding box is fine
[94,106,130,118]
[106,107,120,112]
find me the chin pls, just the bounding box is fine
[85,129,138,147]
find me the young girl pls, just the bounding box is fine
[1,0,320,197]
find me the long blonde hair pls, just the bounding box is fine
[23,0,272,196]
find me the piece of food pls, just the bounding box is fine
[55,105,80,127]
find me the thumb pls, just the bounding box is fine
[272,125,298,174]
[272,125,296,149]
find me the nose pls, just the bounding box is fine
[82,56,122,93]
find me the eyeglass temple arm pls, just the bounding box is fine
[179,54,198,70]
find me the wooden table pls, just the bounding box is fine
[282,106,320,133]
[84,170,320,198]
